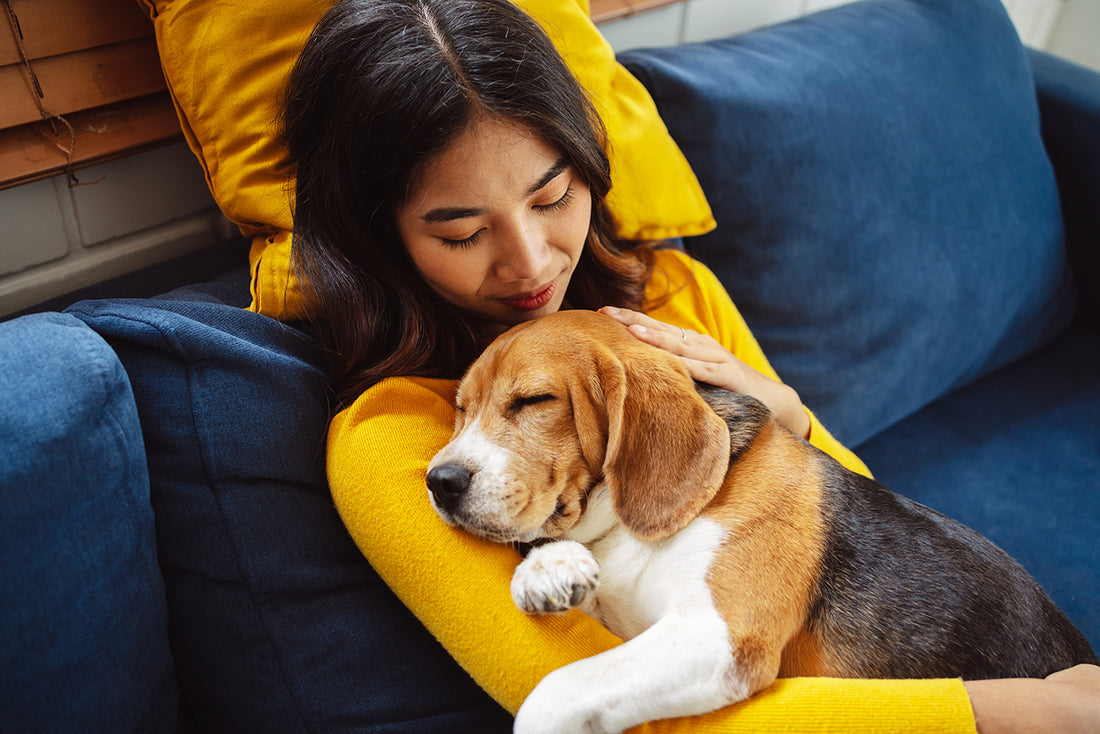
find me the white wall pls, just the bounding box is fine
[599,0,851,49]
[0,142,230,316]
[599,0,1089,54]
[1,0,1096,316]
[1047,0,1100,72]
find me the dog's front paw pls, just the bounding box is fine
[512,540,599,615]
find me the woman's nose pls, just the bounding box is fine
[496,221,551,282]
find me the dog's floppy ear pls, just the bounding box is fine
[598,346,731,542]
[570,364,612,477]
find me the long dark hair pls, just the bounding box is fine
[283,0,657,409]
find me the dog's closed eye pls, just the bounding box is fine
[508,394,557,414]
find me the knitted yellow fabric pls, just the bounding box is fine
[327,250,977,732]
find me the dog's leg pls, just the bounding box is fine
[514,612,767,734]
[511,540,600,616]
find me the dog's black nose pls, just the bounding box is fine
[426,464,472,512]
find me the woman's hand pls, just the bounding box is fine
[964,664,1100,734]
[599,307,811,439]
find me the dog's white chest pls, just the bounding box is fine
[513,492,739,734]
[564,488,727,641]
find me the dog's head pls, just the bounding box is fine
[426,310,731,543]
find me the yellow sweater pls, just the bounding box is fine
[327,250,977,733]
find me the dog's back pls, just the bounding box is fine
[812,463,1097,679]
[697,384,1098,680]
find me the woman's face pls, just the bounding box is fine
[397,117,591,332]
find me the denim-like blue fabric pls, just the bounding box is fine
[67,299,511,733]
[621,0,1076,446]
[0,312,177,733]
[856,325,1100,653]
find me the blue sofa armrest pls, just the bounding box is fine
[1029,49,1100,328]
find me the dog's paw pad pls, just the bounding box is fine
[512,541,599,614]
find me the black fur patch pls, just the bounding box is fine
[694,383,770,462]
[810,459,1098,679]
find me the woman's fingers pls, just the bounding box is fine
[599,307,723,362]
[600,306,758,397]
[598,306,811,439]
[600,307,691,352]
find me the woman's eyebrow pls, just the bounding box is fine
[526,158,569,196]
[420,158,570,224]
[422,206,484,224]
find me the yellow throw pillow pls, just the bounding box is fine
[139,0,715,320]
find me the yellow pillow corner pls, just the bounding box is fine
[247,229,312,321]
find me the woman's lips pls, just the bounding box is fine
[500,281,556,311]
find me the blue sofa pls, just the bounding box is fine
[1,0,1096,731]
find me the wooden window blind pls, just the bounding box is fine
[0,0,181,190]
[589,0,686,23]
[0,0,686,191]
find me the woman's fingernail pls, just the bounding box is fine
[630,325,648,336]
[602,306,620,315]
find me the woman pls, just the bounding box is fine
[282,0,1100,731]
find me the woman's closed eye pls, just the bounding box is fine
[441,228,485,249]
[534,185,574,214]
[439,187,573,249]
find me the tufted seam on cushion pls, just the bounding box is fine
[82,332,158,550]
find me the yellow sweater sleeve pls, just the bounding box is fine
[325,249,976,732]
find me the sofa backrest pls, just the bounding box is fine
[621,0,1077,447]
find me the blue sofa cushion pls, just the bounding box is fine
[66,298,511,733]
[621,0,1077,446]
[855,325,1100,653]
[0,313,177,733]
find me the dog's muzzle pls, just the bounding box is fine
[426,463,472,516]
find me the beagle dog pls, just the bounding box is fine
[426,310,1097,734]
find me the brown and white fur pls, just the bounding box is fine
[426,310,1097,734]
